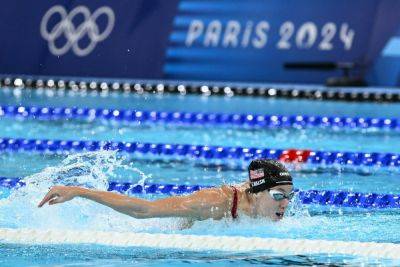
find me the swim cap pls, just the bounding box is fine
[248,159,292,194]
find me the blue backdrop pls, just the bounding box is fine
[0,0,399,85]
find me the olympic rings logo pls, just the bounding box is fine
[40,5,115,57]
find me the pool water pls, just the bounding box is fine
[0,87,400,266]
[1,116,400,153]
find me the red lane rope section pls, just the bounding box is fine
[279,149,311,163]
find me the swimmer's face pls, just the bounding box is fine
[252,185,293,221]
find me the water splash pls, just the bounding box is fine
[23,150,115,190]
[0,150,182,232]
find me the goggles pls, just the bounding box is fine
[268,189,295,201]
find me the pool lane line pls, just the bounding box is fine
[2,76,400,103]
[1,228,400,259]
[1,177,399,209]
[1,105,399,131]
[0,137,399,168]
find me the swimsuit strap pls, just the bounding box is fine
[231,186,238,219]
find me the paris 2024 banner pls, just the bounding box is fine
[0,0,400,85]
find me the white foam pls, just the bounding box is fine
[0,150,162,231]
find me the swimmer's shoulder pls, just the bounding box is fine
[220,185,234,195]
[189,185,240,207]
[187,186,231,208]
[203,185,234,198]
[220,184,243,195]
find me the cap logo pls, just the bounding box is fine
[250,168,264,180]
[279,172,290,176]
[251,179,265,187]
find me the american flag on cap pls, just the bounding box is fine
[250,168,264,180]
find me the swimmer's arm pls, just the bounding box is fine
[149,188,229,220]
[38,186,228,220]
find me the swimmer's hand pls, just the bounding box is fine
[38,186,81,207]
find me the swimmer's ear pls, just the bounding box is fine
[245,188,253,195]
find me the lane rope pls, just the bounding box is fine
[1,105,398,131]
[0,137,399,167]
[0,228,399,259]
[1,177,399,209]
[2,76,400,103]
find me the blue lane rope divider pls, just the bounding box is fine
[0,137,399,168]
[0,105,399,131]
[0,177,399,209]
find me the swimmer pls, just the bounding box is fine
[38,159,294,221]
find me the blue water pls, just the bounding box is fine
[1,87,400,266]
[1,117,400,153]
[2,87,400,117]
